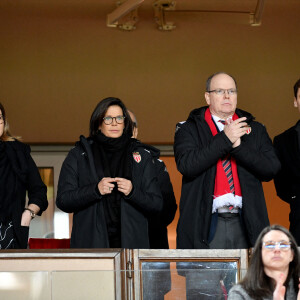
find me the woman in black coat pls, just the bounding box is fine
[56,97,163,248]
[0,102,48,249]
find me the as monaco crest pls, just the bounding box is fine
[245,126,252,135]
[133,152,141,163]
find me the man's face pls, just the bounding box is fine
[128,111,138,139]
[204,73,237,119]
[294,88,300,114]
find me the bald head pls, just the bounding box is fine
[204,73,238,119]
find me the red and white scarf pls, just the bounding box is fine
[204,108,242,213]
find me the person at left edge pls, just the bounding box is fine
[56,97,163,248]
[0,102,48,249]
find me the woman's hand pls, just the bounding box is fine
[98,177,115,195]
[273,273,286,300]
[115,177,133,196]
[21,204,40,226]
[21,210,32,226]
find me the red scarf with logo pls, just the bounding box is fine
[204,108,242,212]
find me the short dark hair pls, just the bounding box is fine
[293,78,300,98]
[206,72,237,92]
[89,97,133,137]
[240,224,299,299]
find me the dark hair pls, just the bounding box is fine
[206,72,237,92]
[0,102,16,141]
[293,78,300,98]
[240,225,299,299]
[89,97,133,137]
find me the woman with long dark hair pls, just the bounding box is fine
[0,102,48,249]
[56,97,162,248]
[228,224,300,300]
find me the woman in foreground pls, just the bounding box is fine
[228,224,300,300]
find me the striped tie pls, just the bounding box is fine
[219,120,235,194]
[222,157,235,194]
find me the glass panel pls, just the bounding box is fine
[0,272,51,300]
[0,270,120,300]
[52,271,117,300]
[141,261,239,300]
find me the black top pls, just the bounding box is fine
[2,141,48,248]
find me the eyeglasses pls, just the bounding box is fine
[262,241,291,251]
[207,89,237,96]
[103,116,125,125]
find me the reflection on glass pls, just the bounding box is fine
[0,272,50,300]
[141,260,239,300]
[142,261,172,300]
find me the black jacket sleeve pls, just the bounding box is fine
[56,148,102,213]
[273,133,300,203]
[231,122,281,182]
[155,159,177,226]
[273,136,290,202]
[25,146,48,214]
[174,121,232,178]
[7,141,48,215]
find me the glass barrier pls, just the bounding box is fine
[0,268,247,300]
[0,271,50,300]
[141,265,240,300]
[0,249,250,300]
[0,270,120,300]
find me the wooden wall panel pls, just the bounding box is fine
[0,0,299,144]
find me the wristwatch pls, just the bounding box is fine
[24,208,36,219]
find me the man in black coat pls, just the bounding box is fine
[174,72,280,299]
[128,110,177,300]
[273,78,300,244]
[128,110,177,249]
[174,72,280,250]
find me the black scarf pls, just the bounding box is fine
[92,131,132,247]
[0,141,16,223]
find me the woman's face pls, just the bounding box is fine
[0,109,4,138]
[262,230,294,273]
[99,105,125,138]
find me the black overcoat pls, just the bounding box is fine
[56,136,163,249]
[174,106,280,249]
[5,141,48,248]
[273,121,300,244]
[140,143,177,249]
